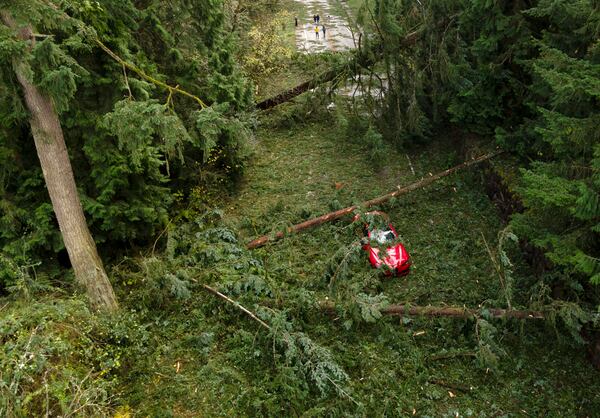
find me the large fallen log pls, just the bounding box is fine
[381,304,545,319]
[256,67,342,110]
[256,30,421,110]
[322,302,545,320]
[246,150,503,249]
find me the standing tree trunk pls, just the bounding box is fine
[3,15,118,312]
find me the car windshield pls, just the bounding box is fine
[371,229,395,244]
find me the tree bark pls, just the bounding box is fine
[246,150,504,249]
[3,15,118,312]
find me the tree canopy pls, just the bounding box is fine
[0,0,253,288]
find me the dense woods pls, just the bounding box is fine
[0,0,599,416]
[352,0,600,310]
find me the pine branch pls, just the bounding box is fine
[480,232,512,310]
[21,1,210,109]
[95,40,208,109]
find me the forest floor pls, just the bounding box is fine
[200,103,600,416]
[169,0,600,414]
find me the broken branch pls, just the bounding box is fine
[95,39,208,109]
[202,284,271,330]
[247,150,504,249]
[481,231,512,310]
[380,304,544,319]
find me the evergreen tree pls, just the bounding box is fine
[0,1,251,300]
[355,0,600,308]
[356,0,463,145]
[1,6,118,311]
[510,0,600,293]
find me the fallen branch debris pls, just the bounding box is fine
[247,150,504,249]
[380,304,545,319]
[202,284,271,330]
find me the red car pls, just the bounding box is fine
[355,212,411,276]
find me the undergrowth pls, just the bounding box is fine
[1,105,599,416]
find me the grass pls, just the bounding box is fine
[345,0,365,18]
[185,105,600,416]
[226,110,504,307]
[3,102,599,417]
[329,0,362,29]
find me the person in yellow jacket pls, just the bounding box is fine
[315,25,320,39]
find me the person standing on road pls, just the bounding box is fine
[322,24,326,38]
[313,14,317,23]
[316,14,320,23]
[295,16,298,27]
[315,25,320,39]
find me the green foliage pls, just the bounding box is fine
[241,10,294,82]
[103,99,193,170]
[260,308,350,397]
[508,3,600,298]
[0,255,52,299]
[355,0,463,145]
[355,292,389,323]
[447,0,534,134]
[192,102,253,174]
[0,0,253,280]
[362,126,387,169]
[497,227,518,308]
[354,0,600,311]
[0,298,149,417]
[107,210,352,407]
[474,318,506,369]
[4,109,600,416]
[2,0,600,415]
[30,38,89,113]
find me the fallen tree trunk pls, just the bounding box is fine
[256,67,342,110]
[246,150,503,249]
[380,304,544,319]
[256,30,421,110]
[322,302,545,320]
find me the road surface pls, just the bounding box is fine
[295,0,356,53]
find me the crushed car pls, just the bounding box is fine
[354,211,411,276]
